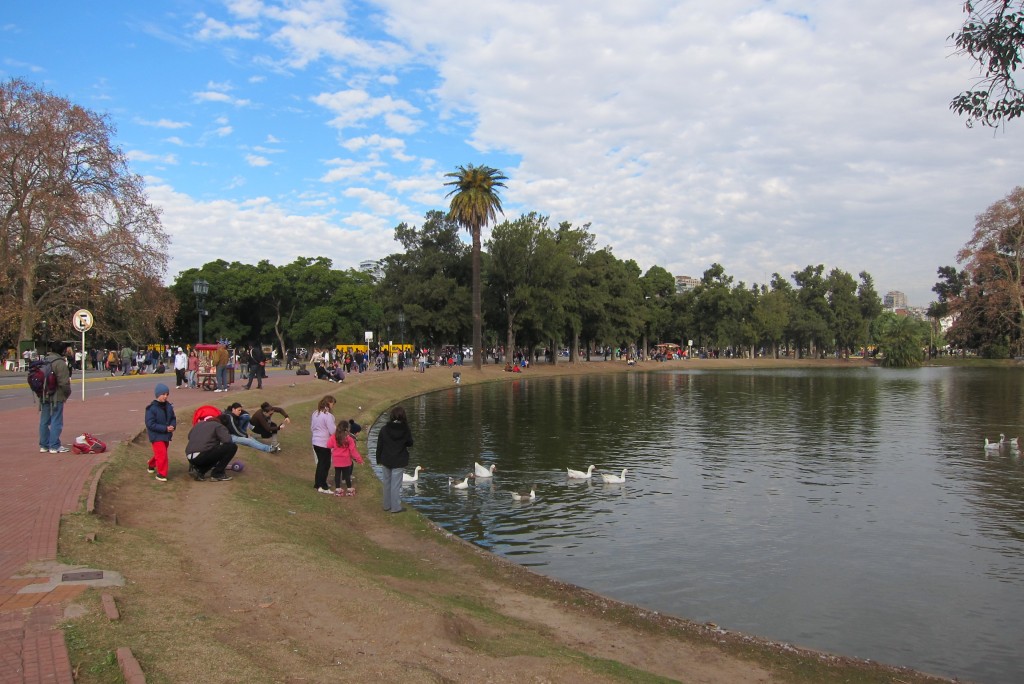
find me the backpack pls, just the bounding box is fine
[72,433,107,454]
[28,357,58,400]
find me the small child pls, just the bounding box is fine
[327,418,363,496]
[144,383,177,482]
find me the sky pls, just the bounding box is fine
[2,1,1022,307]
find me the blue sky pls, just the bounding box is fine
[3,1,1022,306]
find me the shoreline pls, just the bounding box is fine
[57,356,958,683]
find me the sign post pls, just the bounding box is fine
[72,309,94,401]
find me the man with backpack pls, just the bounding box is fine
[36,341,72,453]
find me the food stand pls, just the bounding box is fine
[194,343,220,391]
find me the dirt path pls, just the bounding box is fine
[59,358,954,683]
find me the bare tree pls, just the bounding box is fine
[956,185,1024,355]
[0,78,171,347]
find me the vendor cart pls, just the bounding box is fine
[194,343,221,391]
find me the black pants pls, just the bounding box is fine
[334,464,354,489]
[189,442,237,476]
[175,368,186,387]
[313,445,331,489]
[245,365,264,389]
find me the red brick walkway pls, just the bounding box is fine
[0,374,213,684]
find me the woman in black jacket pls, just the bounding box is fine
[375,405,414,513]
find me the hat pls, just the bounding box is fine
[154,383,170,397]
[349,419,362,434]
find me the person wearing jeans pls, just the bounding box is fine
[184,416,237,481]
[375,405,414,513]
[222,403,279,453]
[38,341,72,453]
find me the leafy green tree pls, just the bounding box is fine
[753,276,792,357]
[857,271,883,354]
[487,213,557,357]
[790,265,832,357]
[950,1,1024,127]
[827,269,863,358]
[381,211,471,353]
[640,265,676,354]
[874,312,927,367]
[444,164,507,370]
[555,222,596,362]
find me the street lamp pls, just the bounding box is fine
[193,279,210,343]
[398,311,405,349]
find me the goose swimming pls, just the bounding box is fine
[566,465,596,479]
[474,462,497,478]
[403,465,424,483]
[600,468,628,484]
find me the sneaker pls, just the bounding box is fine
[346,488,355,497]
[147,467,156,474]
[155,474,167,482]
[190,469,206,482]
[211,473,233,482]
[317,487,333,494]
[214,389,223,393]
[40,447,48,453]
[49,446,70,453]
[271,444,282,453]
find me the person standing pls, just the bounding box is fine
[173,348,187,388]
[375,405,414,513]
[38,341,72,453]
[310,395,336,493]
[213,342,229,392]
[187,349,199,388]
[145,383,176,481]
[184,415,237,481]
[328,419,363,496]
[245,344,266,390]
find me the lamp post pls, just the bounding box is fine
[193,279,210,344]
[398,311,405,349]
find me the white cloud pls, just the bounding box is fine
[126,150,178,165]
[194,13,259,41]
[246,154,271,167]
[135,117,190,129]
[312,89,420,132]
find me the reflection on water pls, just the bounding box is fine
[372,367,1024,684]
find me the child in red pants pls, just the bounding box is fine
[144,383,177,481]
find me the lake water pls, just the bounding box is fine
[371,366,1024,684]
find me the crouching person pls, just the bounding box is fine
[185,415,237,481]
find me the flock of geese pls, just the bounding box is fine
[984,433,1020,452]
[401,461,629,502]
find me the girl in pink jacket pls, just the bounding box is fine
[328,419,363,496]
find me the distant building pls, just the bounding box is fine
[359,259,384,281]
[884,290,907,310]
[674,275,699,294]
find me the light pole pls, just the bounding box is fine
[193,279,209,343]
[398,311,405,350]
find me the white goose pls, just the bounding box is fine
[474,462,497,478]
[600,468,628,484]
[566,465,596,479]
[1001,434,1020,448]
[511,486,536,501]
[448,474,472,489]
[985,437,1002,451]
[403,465,424,483]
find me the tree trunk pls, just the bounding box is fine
[471,226,482,371]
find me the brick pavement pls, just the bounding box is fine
[0,373,215,684]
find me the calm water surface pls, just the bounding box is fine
[371,367,1024,684]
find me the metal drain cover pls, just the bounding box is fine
[61,570,103,581]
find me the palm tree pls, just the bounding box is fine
[444,164,507,370]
